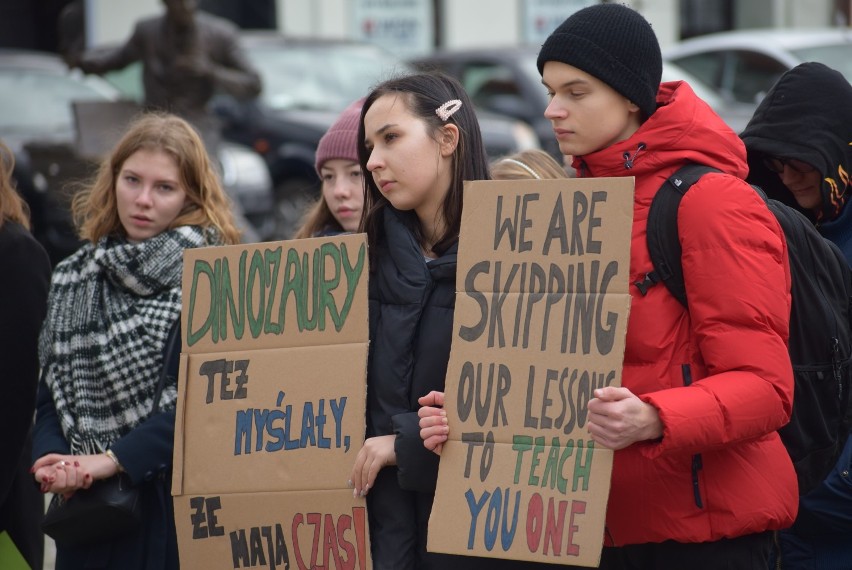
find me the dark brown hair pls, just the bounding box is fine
[357,71,491,260]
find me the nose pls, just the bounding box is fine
[331,178,352,199]
[134,186,154,207]
[366,148,383,173]
[779,165,803,187]
[544,97,566,121]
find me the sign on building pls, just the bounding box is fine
[352,0,434,58]
[523,0,596,43]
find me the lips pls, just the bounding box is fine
[553,127,574,139]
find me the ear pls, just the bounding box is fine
[626,100,641,114]
[438,123,460,157]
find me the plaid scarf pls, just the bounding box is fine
[39,226,215,455]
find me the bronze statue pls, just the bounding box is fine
[67,0,262,145]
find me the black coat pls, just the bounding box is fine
[366,208,557,570]
[32,325,181,570]
[0,221,50,570]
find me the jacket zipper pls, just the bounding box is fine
[682,364,704,509]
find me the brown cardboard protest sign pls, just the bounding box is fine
[428,179,634,567]
[173,234,371,569]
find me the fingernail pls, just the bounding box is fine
[347,479,352,488]
[85,474,91,479]
[359,490,367,497]
[353,489,358,498]
[29,467,35,474]
[74,461,80,467]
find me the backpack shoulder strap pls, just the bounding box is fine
[639,163,721,306]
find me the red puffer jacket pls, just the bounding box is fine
[574,81,798,546]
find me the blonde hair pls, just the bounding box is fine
[72,112,241,244]
[490,149,569,181]
[0,141,31,230]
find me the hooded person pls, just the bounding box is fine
[741,61,852,570]
[420,5,798,570]
[741,61,852,263]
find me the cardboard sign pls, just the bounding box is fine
[173,234,372,569]
[428,179,634,567]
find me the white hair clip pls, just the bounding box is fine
[436,99,463,121]
[501,158,541,179]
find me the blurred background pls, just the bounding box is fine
[1,0,850,260]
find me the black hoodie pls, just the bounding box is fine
[740,62,852,263]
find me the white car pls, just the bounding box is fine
[661,60,756,133]
[664,28,852,106]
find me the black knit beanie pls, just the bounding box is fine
[537,3,662,118]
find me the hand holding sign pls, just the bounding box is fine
[418,391,448,455]
[586,387,663,450]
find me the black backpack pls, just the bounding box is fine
[639,163,852,495]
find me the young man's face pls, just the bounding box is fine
[542,61,642,158]
[778,162,822,211]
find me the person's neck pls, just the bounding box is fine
[419,213,446,259]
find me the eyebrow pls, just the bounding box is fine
[541,78,591,90]
[365,123,398,144]
[121,168,179,186]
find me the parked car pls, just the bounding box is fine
[664,28,852,107]
[408,45,752,155]
[0,49,275,264]
[660,60,755,133]
[98,33,538,239]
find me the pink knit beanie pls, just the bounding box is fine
[314,97,365,174]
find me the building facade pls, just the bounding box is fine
[70,0,849,57]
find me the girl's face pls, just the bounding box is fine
[542,61,642,158]
[363,94,455,227]
[320,158,363,232]
[116,149,187,243]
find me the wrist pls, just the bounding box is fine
[641,403,664,441]
[104,449,124,474]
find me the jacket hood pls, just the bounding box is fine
[574,80,748,202]
[741,62,852,222]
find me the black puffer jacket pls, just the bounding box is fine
[366,206,452,569]
[366,207,556,570]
